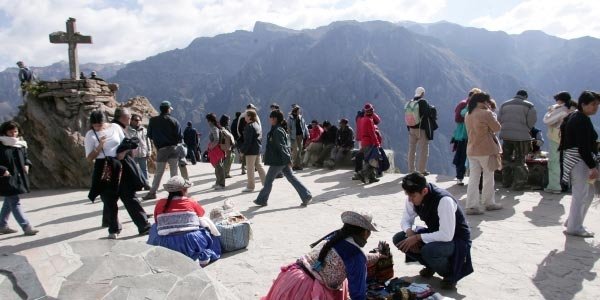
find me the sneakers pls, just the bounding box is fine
[214,185,225,190]
[23,225,39,236]
[241,188,254,193]
[485,203,503,211]
[440,278,456,290]
[466,207,484,215]
[456,179,464,186]
[0,227,18,234]
[253,200,267,207]
[107,233,118,239]
[138,225,151,236]
[301,196,313,207]
[564,230,595,238]
[419,267,435,278]
[142,193,156,201]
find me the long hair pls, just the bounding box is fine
[246,110,258,123]
[0,121,21,136]
[467,92,491,114]
[310,223,366,270]
[269,109,284,125]
[206,113,222,129]
[162,191,184,213]
[577,90,600,111]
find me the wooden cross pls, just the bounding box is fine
[49,18,92,80]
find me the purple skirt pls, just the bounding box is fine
[147,223,221,265]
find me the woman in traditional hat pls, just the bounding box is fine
[147,176,222,266]
[261,210,384,300]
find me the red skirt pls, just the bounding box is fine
[261,263,348,300]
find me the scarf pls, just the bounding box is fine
[0,136,28,148]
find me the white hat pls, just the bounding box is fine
[414,87,425,97]
[341,211,378,232]
[163,176,192,192]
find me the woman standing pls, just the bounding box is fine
[147,176,221,266]
[0,121,38,235]
[543,91,575,193]
[464,92,502,215]
[261,210,383,300]
[206,113,226,190]
[219,115,235,178]
[560,91,600,237]
[254,110,312,207]
[240,110,266,192]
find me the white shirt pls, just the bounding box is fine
[84,123,124,158]
[401,196,457,243]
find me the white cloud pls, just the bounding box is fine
[0,0,446,70]
[470,0,600,39]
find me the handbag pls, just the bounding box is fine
[488,132,502,171]
[93,130,119,184]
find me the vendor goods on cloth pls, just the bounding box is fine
[210,200,252,252]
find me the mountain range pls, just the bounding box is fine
[2,20,600,175]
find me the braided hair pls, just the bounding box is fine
[162,191,184,213]
[309,223,366,271]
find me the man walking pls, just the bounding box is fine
[143,101,184,200]
[497,90,537,190]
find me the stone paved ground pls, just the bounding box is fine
[1,162,599,299]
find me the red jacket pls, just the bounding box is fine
[356,112,380,142]
[358,115,380,147]
[455,99,468,123]
[307,125,324,144]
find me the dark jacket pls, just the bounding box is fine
[560,111,598,169]
[88,157,121,202]
[412,183,473,283]
[336,126,355,148]
[183,126,199,146]
[231,117,240,141]
[0,144,32,196]
[264,125,291,166]
[240,122,262,155]
[319,126,338,145]
[147,113,183,149]
[407,98,438,140]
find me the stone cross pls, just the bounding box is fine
[49,18,92,80]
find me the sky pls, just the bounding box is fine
[1,0,599,71]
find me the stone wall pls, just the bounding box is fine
[14,79,157,189]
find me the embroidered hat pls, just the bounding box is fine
[341,211,378,232]
[163,176,192,192]
[414,87,425,97]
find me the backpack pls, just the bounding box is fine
[219,128,235,151]
[404,100,421,127]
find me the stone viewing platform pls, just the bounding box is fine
[0,163,599,299]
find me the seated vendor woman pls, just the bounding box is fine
[393,172,473,290]
[261,210,385,300]
[147,176,221,266]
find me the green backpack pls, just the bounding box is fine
[404,100,421,127]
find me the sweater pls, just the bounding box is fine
[465,107,502,157]
[561,111,598,169]
[497,95,537,141]
[154,196,205,236]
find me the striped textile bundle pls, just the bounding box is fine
[561,148,581,185]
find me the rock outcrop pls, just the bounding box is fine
[14,79,156,189]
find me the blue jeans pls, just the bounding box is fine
[453,140,467,180]
[255,165,312,205]
[135,157,149,182]
[0,195,30,229]
[393,231,455,277]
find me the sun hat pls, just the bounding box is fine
[414,87,425,98]
[163,176,192,192]
[341,211,378,232]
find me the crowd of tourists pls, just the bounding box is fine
[2,85,600,299]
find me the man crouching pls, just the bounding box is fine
[393,172,473,289]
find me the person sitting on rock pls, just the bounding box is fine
[393,172,473,290]
[314,120,337,168]
[326,118,354,170]
[147,176,222,267]
[261,210,384,299]
[89,71,104,81]
[302,120,324,167]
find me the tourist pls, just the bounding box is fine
[543,91,575,193]
[464,92,503,215]
[288,106,309,171]
[127,114,152,183]
[183,121,199,165]
[89,71,104,81]
[357,103,381,184]
[237,104,259,174]
[143,101,184,200]
[0,121,39,236]
[353,107,380,180]
[261,210,383,299]
[147,176,221,266]
[302,120,324,167]
[231,112,245,174]
[560,91,600,238]
[79,72,86,79]
[393,172,473,290]
[327,118,354,170]
[405,87,437,175]
[85,111,150,239]
[206,113,226,190]
[219,115,235,178]
[451,88,481,186]
[314,120,337,167]
[16,61,34,96]
[253,110,312,207]
[240,110,265,192]
[497,90,537,190]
